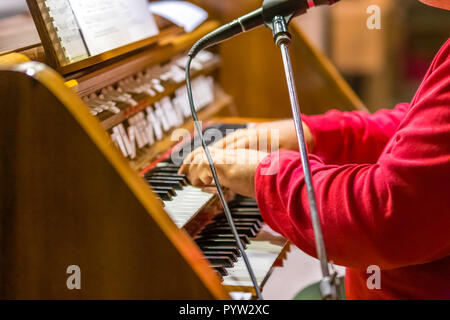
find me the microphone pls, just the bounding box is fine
[189,0,339,57]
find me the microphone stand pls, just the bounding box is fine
[263,1,339,300]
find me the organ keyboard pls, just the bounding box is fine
[68,38,291,293]
[140,123,289,294]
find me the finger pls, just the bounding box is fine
[199,170,213,186]
[178,153,192,174]
[179,147,206,177]
[190,175,204,187]
[180,146,203,175]
[185,163,202,186]
[178,162,188,175]
[189,152,212,186]
[183,146,203,166]
[179,151,198,175]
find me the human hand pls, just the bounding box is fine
[178,147,269,198]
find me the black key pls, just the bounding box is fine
[150,167,180,174]
[151,165,180,171]
[155,163,180,169]
[213,217,262,229]
[230,204,258,210]
[199,246,241,257]
[231,211,263,221]
[145,176,187,186]
[195,238,247,248]
[205,256,233,268]
[197,233,251,244]
[147,173,189,184]
[151,186,176,197]
[202,250,238,262]
[147,180,183,190]
[159,158,174,164]
[153,190,172,201]
[231,208,260,213]
[202,222,257,237]
[234,195,254,200]
[209,218,259,228]
[229,200,258,208]
[210,264,228,276]
[210,221,260,234]
[201,226,256,238]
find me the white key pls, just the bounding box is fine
[222,225,286,289]
[163,186,214,227]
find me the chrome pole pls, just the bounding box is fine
[271,15,338,299]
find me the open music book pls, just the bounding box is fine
[32,0,159,66]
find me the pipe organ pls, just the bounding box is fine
[0,0,363,299]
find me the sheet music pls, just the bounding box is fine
[67,0,159,56]
[44,0,89,62]
[149,1,208,32]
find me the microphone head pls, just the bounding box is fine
[262,0,339,25]
[189,8,263,58]
[262,0,309,25]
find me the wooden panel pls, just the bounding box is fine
[0,62,229,299]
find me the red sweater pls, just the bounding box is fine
[255,38,450,300]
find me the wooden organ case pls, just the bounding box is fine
[0,1,365,299]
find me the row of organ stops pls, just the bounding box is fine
[142,124,264,278]
[85,51,216,120]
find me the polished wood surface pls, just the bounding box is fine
[0,62,229,299]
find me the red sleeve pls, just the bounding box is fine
[302,104,408,165]
[255,39,450,270]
